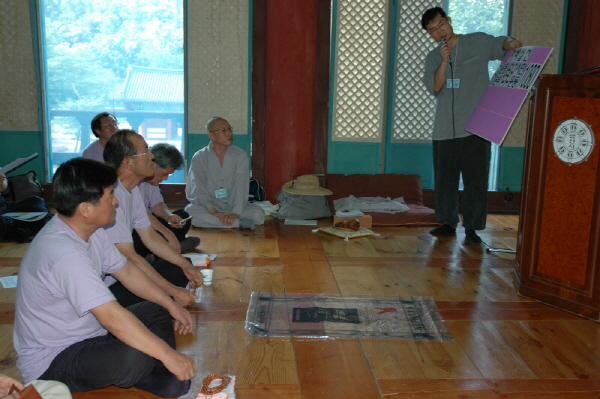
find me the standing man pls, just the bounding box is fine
[186,117,264,229]
[81,112,119,162]
[421,7,522,243]
[103,130,202,308]
[14,158,195,396]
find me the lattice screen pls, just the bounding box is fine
[187,1,249,135]
[331,0,389,142]
[392,0,442,142]
[0,1,39,131]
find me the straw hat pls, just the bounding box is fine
[282,175,332,196]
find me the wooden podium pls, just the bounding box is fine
[515,72,600,320]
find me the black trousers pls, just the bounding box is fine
[132,209,191,258]
[432,135,491,230]
[109,258,189,308]
[39,301,191,397]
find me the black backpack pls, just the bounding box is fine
[249,179,266,202]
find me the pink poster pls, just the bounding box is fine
[465,46,553,145]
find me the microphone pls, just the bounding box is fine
[440,38,451,63]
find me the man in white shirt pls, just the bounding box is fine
[14,157,195,396]
[103,130,202,307]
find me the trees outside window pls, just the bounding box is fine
[41,0,184,181]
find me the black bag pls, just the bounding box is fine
[271,190,331,219]
[249,178,266,202]
[2,171,43,201]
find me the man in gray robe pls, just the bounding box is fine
[185,117,264,230]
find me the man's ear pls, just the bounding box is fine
[447,16,452,25]
[78,201,92,218]
[122,156,134,170]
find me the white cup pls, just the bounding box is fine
[200,269,213,285]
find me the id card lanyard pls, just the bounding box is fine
[215,187,228,198]
[446,39,460,89]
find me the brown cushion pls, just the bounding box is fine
[324,174,440,226]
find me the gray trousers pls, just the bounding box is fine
[185,201,265,228]
[432,135,491,231]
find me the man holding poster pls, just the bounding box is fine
[421,6,522,243]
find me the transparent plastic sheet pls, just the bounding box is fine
[245,292,454,341]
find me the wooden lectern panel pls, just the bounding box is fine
[516,74,600,320]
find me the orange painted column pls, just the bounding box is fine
[264,0,318,200]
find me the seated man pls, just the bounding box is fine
[81,112,119,162]
[0,173,53,242]
[14,158,195,397]
[103,130,202,308]
[133,143,200,257]
[185,116,265,229]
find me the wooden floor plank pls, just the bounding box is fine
[240,265,285,302]
[379,378,600,398]
[327,257,515,268]
[229,323,299,385]
[293,339,381,399]
[447,320,536,379]
[6,214,600,399]
[482,320,580,378]
[282,258,341,294]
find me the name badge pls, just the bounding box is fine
[215,188,228,198]
[446,79,460,88]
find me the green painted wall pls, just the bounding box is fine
[0,131,46,181]
[327,142,382,174]
[384,143,434,188]
[498,146,525,191]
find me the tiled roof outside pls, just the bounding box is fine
[122,66,183,103]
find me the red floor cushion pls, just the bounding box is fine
[324,174,440,226]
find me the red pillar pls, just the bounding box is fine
[264,0,318,200]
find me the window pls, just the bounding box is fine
[330,0,510,189]
[40,0,185,181]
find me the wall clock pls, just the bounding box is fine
[552,117,595,165]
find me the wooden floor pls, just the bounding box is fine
[2,214,600,398]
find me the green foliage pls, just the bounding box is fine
[41,0,184,110]
[447,0,508,36]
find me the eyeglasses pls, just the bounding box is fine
[130,149,153,159]
[101,123,119,129]
[210,127,234,133]
[427,18,447,34]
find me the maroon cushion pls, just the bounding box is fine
[324,174,440,226]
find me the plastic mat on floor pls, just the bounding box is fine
[245,292,454,341]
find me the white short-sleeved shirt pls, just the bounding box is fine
[137,181,164,212]
[81,140,104,163]
[103,179,151,244]
[14,216,127,382]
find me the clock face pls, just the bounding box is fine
[552,118,595,165]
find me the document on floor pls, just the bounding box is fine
[0,276,18,289]
[245,292,454,341]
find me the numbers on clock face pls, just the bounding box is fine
[553,118,594,165]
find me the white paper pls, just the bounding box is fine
[0,276,18,289]
[284,219,317,225]
[3,212,48,222]
[183,253,217,266]
[0,153,38,175]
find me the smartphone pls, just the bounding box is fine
[169,215,192,225]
